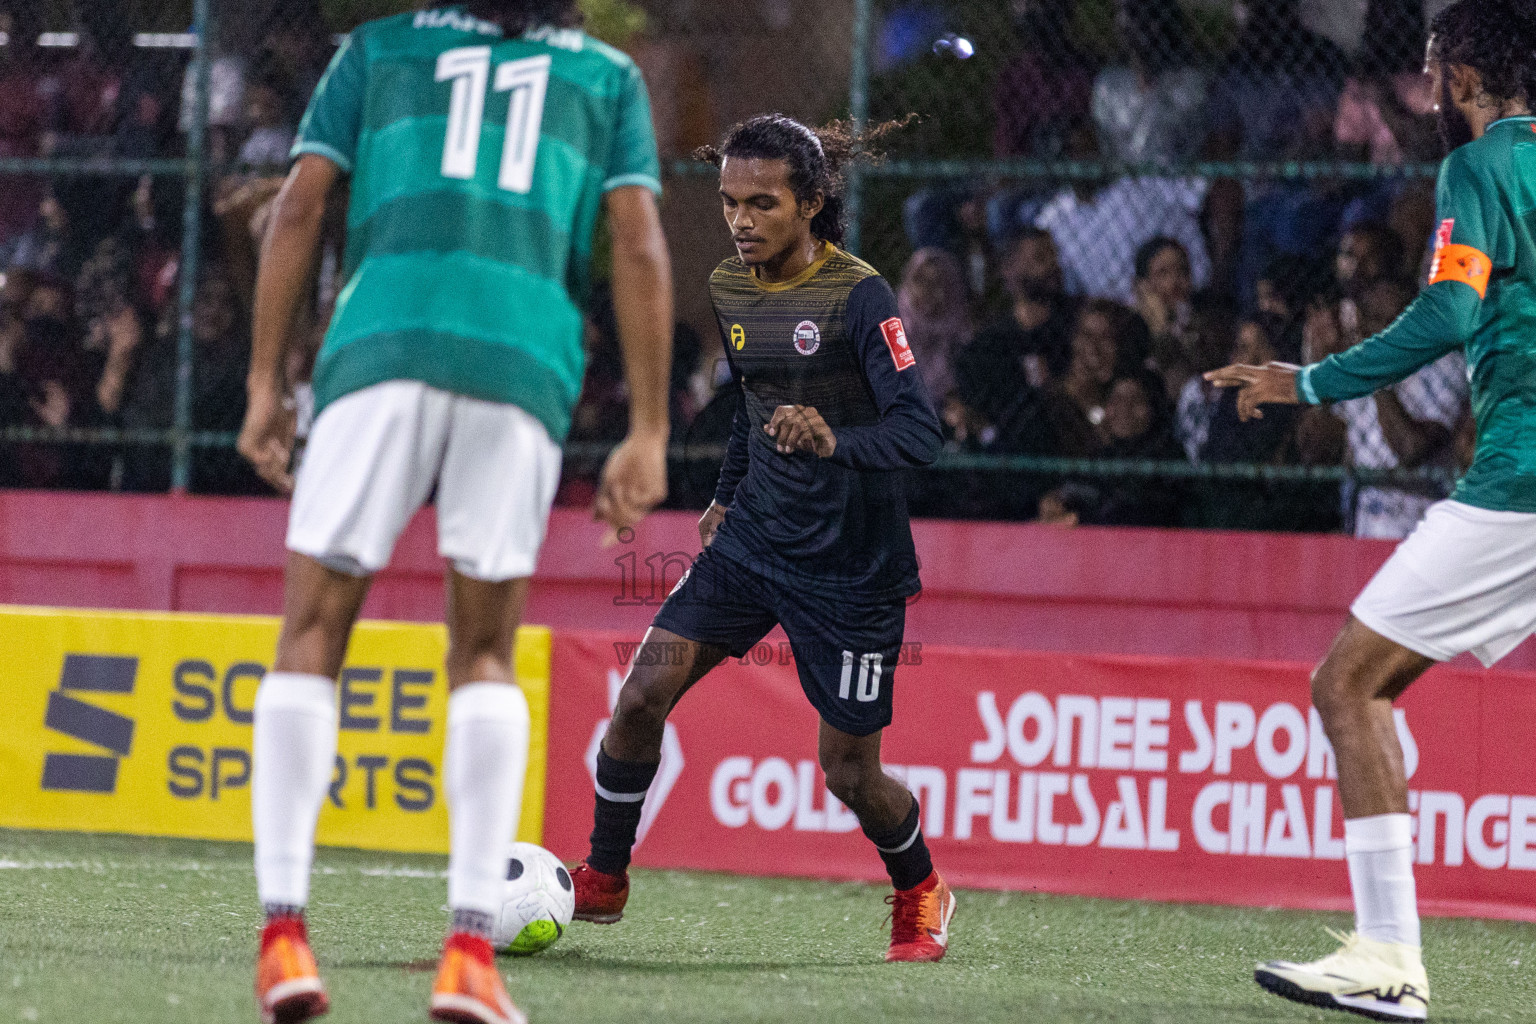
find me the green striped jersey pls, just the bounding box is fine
[292,6,662,442]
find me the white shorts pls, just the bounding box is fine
[287,381,562,581]
[1352,499,1536,667]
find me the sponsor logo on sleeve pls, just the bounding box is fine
[881,317,916,371]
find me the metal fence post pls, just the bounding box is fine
[172,0,214,493]
[845,0,871,256]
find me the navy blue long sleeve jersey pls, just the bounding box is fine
[705,242,942,601]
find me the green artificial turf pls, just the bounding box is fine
[2,828,1533,1023]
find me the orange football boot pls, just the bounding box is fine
[570,861,629,924]
[255,915,329,1024]
[885,870,956,963]
[429,932,527,1024]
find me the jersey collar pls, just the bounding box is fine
[752,240,835,292]
[1489,115,1536,132]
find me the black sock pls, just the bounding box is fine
[263,903,304,922]
[588,746,660,876]
[864,797,933,891]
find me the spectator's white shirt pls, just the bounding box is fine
[1333,351,1469,539]
[1034,176,1212,305]
[179,55,247,132]
[240,126,297,167]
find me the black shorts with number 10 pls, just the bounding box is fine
[651,544,904,737]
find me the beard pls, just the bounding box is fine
[1438,76,1476,153]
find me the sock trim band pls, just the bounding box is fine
[1344,813,1414,855]
[595,782,649,804]
[875,820,922,854]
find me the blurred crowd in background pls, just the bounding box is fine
[0,0,1474,539]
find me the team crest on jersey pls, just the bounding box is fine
[793,320,821,355]
[731,324,745,351]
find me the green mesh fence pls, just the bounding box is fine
[0,0,1466,534]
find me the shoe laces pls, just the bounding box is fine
[1311,928,1362,969]
[884,889,932,944]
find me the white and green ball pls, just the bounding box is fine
[492,842,575,956]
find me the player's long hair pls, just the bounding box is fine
[695,114,916,247]
[1431,0,1536,106]
[462,0,582,33]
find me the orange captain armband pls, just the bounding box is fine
[1428,242,1493,298]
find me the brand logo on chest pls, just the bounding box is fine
[793,320,821,356]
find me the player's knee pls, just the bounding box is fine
[1309,657,1365,728]
[820,749,877,806]
[611,672,673,734]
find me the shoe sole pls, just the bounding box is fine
[572,911,623,924]
[429,993,526,1024]
[260,976,329,1024]
[1254,969,1427,1022]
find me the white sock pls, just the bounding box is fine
[1345,813,1420,947]
[252,672,338,909]
[445,682,530,918]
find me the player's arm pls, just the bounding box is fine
[1209,150,1503,420]
[700,346,749,547]
[594,185,673,536]
[769,276,941,469]
[240,31,364,492]
[239,155,339,493]
[841,275,944,469]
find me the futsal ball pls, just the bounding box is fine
[493,842,575,956]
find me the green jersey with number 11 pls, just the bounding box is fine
[292,6,662,443]
[1297,116,1536,512]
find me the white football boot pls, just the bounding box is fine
[1255,930,1429,1022]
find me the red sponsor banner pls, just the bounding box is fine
[544,631,1536,921]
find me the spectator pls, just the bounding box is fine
[954,230,1076,454]
[119,268,262,494]
[1092,0,1208,165]
[1173,300,1240,462]
[1335,221,1407,345]
[994,0,1094,162]
[1042,299,1149,457]
[1216,0,1353,307]
[258,6,332,128]
[1034,119,1213,307]
[0,8,48,252]
[1329,279,1468,539]
[1336,0,1437,166]
[1036,374,1183,528]
[1210,0,1347,162]
[1134,236,1201,397]
[896,247,972,409]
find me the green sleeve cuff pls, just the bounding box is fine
[1296,366,1320,405]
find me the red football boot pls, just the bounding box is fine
[429,932,526,1024]
[570,861,629,923]
[885,871,956,963]
[255,915,329,1024]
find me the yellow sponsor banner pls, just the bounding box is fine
[0,606,549,854]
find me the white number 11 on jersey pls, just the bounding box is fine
[435,46,551,194]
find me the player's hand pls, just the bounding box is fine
[765,404,836,458]
[698,500,728,549]
[238,379,296,494]
[1205,362,1303,422]
[594,429,668,544]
